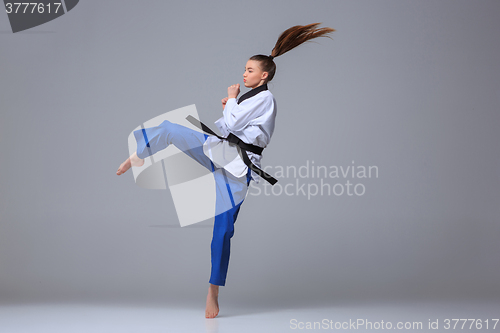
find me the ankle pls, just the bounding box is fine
[209,284,219,295]
[130,154,144,167]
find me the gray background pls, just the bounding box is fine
[0,0,499,307]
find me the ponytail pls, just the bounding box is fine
[250,23,335,83]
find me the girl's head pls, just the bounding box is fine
[244,23,335,89]
[243,58,270,89]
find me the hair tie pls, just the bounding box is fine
[269,55,274,60]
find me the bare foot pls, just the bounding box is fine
[116,157,131,175]
[205,284,219,318]
[116,153,144,175]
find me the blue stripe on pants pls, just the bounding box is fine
[133,120,252,286]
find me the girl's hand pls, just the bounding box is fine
[221,97,228,110]
[227,84,240,99]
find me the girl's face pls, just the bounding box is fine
[243,60,268,89]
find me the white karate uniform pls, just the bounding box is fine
[203,84,277,184]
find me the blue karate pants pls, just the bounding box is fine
[134,120,251,286]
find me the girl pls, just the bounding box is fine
[116,23,335,318]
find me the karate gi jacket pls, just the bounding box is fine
[203,83,277,184]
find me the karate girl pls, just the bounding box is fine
[116,23,335,318]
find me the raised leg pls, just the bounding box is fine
[116,152,144,175]
[134,120,214,172]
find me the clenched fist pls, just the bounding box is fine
[227,84,240,99]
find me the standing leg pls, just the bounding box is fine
[210,168,251,286]
[206,168,252,318]
[209,201,243,286]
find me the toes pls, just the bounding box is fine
[205,311,217,319]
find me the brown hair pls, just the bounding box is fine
[249,23,335,84]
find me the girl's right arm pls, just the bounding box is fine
[222,93,271,132]
[221,97,228,110]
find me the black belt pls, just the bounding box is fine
[186,115,278,185]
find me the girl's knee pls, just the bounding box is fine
[159,120,181,141]
[160,120,174,131]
